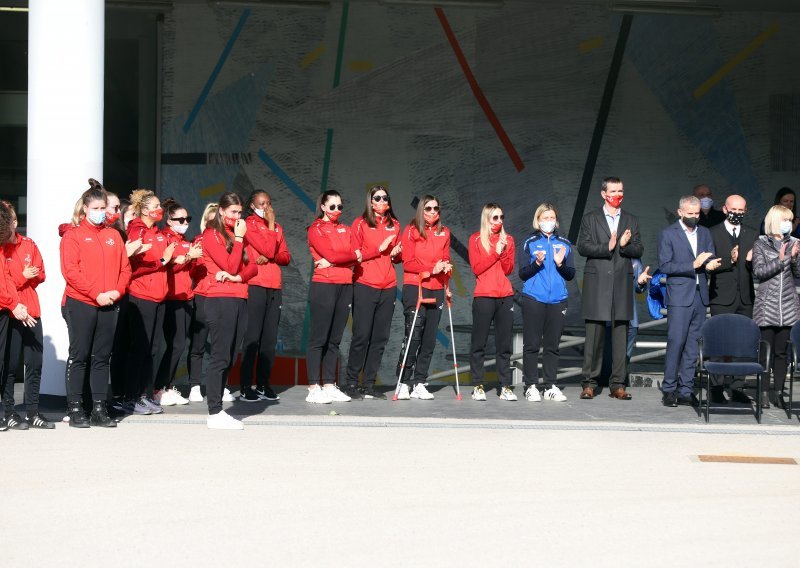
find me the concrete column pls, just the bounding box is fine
[27,0,105,395]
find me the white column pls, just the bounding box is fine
[27,0,105,395]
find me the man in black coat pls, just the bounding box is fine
[694,184,726,228]
[708,194,756,403]
[577,177,644,400]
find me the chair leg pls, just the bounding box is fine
[789,372,794,420]
[704,371,710,423]
[757,374,762,424]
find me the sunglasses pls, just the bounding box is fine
[424,205,440,213]
[170,216,192,224]
[372,195,390,202]
[492,214,504,222]
[327,204,344,211]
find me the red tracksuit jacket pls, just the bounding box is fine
[199,227,258,299]
[60,218,131,307]
[0,250,19,312]
[468,231,515,298]
[2,233,45,317]
[351,215,401,289]
[308,218,357,285]
[127,217,170,303]
[401,223,451,290]
[245,215,291,289]
[162,227,195,301]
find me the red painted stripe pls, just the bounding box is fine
[435,7,525,172]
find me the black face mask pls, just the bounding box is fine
[682,216,699,229]
[726,211,744,226]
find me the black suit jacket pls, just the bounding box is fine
[699,208,726,228]
[577,207,644,321]
[709,223,755,307]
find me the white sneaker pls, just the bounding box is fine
[189,385,204,402]
[471,385,487,401]
[525,385,542,402]
[158,387,189,406]
[306,386,333,404]
[542,384,567,402]
[395,383,411,400]
[222,388,234,402]
[410,383,434,400]
[499,386,518,401]
[323,384,351,402]
[207,410,244,430]
[153,389,168,405]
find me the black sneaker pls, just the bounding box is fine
[27,413,55,430]
[255,385,280,401]
[239,388,261,402]
[89,401,117,428]
[361,385,387,400]
[341,384,363,400]
[67,402,90,428]
[6,412,30,430]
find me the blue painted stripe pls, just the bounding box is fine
[183,9,251,134]
[257,149,316,211]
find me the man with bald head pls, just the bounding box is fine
[708,194,756,403]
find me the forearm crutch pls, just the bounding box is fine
[393,272,436,401]
[445,281,461,400]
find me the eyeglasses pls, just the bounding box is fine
[372,195,389,202]
[492,214,504,222]
[327,204,344,211]
[170,216,192,224]
[424,205,440,213]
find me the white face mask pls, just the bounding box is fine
[539,220,556,234]
[780,220,793,235]
[254,208,265,218]
[700,197,713,210]
[173,224,189,235]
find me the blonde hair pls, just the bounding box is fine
[130,188,157,216]
[532,203,559,232]
[200,203,219,232]
[479,202,505,252]
[764,204,793,236]
[71,196,85,226]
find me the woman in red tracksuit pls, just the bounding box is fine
[0,201,53,429]
[468,202,516,402]
[396,195,452,401]
[305,189,359,404]
[125,189,177,415]
[342,185,402,401]
[155,198,202,406]
[239,190,291,402]
[186,203,219,403]
[201,192,257,429]
[60,183,131,428]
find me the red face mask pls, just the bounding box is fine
[373,202,389,215]
[604,194,623,208]
[327,210,342,223]
[424,212,440,226]
[224,216,238,229]
[491,223,503,234]
[147,207,163,222]
[105,212,121,225]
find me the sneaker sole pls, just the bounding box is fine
[239,397,262,403]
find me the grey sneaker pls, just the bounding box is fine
[133,398,153,415]
[141,396,164,414]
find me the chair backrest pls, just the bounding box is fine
[700,314,760,359]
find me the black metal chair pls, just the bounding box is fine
[784,321,800,420]
[697,314,770,423]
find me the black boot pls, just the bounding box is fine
[68,401,90,428]
[90,401,117,428]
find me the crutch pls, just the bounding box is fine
[393,272,436,401]
[444,281,462,400]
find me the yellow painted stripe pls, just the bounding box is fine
[698,455,796,465]
[348,59,374,72]
[579,36,604,54]
[300,43,326,69]
[693,24,779,100]
[450,263,467,297]
[199,182,225,198]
